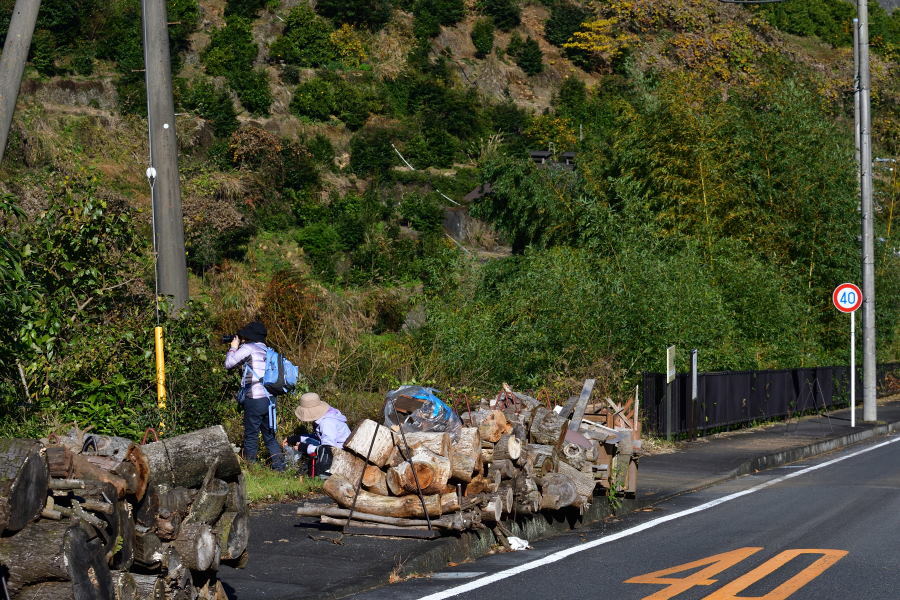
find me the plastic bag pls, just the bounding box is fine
[383,386,462,442]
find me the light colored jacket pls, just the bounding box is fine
[307,407,351,454]
[224,342,269,399]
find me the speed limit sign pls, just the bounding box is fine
[833,283,863,313]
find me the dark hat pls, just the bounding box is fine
[237,321,267,343]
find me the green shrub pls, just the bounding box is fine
[508,34,543,75]
[315,0,391,30]
[349,126,396,177]
[202,16,257,76]
[412,0,465,38]
[280,142,321,191]
[296,223,342,278]
[72,43,95,76]
[544,1,590,47]
[182,77,239,137]
[30,30,59,76]
[476,0,520,31]
[290,75,375,130]
[307,133,336,167]
[471,18,495,58]
[228,69,272,116]
[225,0,267,18]
[269,5,338,68]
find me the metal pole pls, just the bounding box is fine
[857,0,877,422]
[665,381,672,441]
[690,349,698,401]
[850,311,856,428]
[0,0,41,164]
[142,0,188,310]
[853,18,861,184]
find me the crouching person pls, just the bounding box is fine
[293,392,350,478]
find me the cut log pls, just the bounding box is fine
[0,520,114,599]
[173,522,217,571]
[557,460,596,501]
[493,435,522,462]
[216,510,250,562]
[14,582,75,600]
[567,379,596,430]
[159,486,195,517]
[134,487,160,529]
[343,419,396,467]
[323,474,459,518]
[329,448,367,485]
[385,467,405,496]
[297,506,468,530]
[155,508,182,541]
[71,454,127,499]
[560,442,587,471]
[225,472,248,513]
[391,447,451,495]
[397,431,451,458]
[185,478,229,526]
[132,575,165,600]
[362,465,389,496]
[109,499,135,571]
[0,438,49,533]
[45,445,75,479]
[112,571,137,600]
[480,496,502,523]
[134,531,163,567]
[529,407,568,447]
[525,443,556,475]
[480,448,494,464]
[462,474,489,497]
[142,426,240,488]
[496,482,515,514]
[487,459,517,480]
[539,473,579,510]
[475,410,508,443]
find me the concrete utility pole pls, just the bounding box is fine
[856,1,877,421]
[142,0,188,310]
[853,19,861,182]
[0,0,40,164]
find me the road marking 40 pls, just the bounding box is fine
[625,547,847,600]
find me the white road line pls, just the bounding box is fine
[416,434,900,600]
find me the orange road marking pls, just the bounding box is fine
[703,549,848,599]
[624,547,764,600]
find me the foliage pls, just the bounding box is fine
[471,18,496,59]
[315,0,391,31]
[350,127,397,177]
[270,5,338,67]
[289,74,378,130]
[507,34,544,75]
[476,0,521,31]
[545,1,591,47]
[228,69,273,116]
[412,0,465,38]
[181,77,240,138]
[330,24,369,69]
[524,114,577,154]
[225,0,267,19]
[202,16,258,76]
[564,17,637,69]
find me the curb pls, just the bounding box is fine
[394,419,900,583]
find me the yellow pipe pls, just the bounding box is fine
[154,326,167,430]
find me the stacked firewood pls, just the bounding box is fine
[298,383,640,534]
[0,425,247,599]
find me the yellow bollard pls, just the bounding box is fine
[154,326,167,432]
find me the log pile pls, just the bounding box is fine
[298,382,641,536]
[0,425,246,599]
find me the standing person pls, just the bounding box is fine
[225,321,285,471]
[294,392,350,477]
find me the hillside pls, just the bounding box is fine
[0,0,897,439]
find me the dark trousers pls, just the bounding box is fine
[242,396,285,470]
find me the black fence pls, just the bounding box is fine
[642,362,900,437]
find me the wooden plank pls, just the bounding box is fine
[342,525,441,539]
[568,379,595,430]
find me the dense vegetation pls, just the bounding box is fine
[0,0,897,443]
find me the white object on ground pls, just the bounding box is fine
[507,536,531,551]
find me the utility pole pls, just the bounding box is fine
[142,0,188,310]
[853,19,861,183]
[856,0,877,421]
[0,0,40,164]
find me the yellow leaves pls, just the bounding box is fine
[524,115,577,153]
[329,24,368,68]
[563,17,637,66]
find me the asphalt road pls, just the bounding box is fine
[352,434,900,600]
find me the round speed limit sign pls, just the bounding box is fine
[833,283,863,313]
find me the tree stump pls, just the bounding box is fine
[323,474,459,518]
[142,426,240,488]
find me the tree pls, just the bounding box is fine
[471,18,495,58]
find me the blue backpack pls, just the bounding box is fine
[246,347,299,396]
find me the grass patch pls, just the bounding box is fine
[243,463,324,504]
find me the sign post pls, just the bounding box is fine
[833,283,863,427]
[666,345,676,441]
